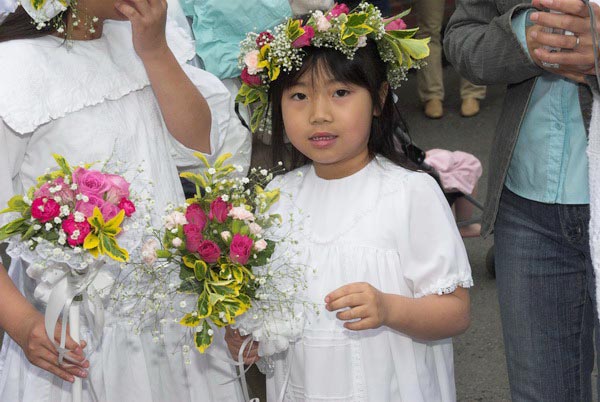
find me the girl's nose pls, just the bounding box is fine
[309,96,333,124]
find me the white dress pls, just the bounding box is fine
[0,19,244,402]
[265,157,473,402]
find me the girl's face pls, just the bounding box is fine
[281,68,377,180]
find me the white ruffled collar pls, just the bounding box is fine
[0,19,195,134]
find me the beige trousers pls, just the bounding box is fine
[413,0,486,102]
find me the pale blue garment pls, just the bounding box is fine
[179,0,292,79]
[506,10,589,204]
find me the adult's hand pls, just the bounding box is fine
[526,0,600,82]
[224,326,259,365]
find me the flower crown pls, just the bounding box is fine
[235,2,430,133]
[0,0,69,28]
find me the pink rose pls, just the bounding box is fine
[241,67,262,87]
[385,18,407,31]
[104,174,131,204]
[244,50,263,75]
[164,211,188,230]
[248,222,262,235]
[75,194,106,218]
[328,3,350,19]
[209,197,230,223]
[31,197,61,223]
[228,206,255,222]
[62,214,91,246]
[254,239,268,252]
[185,204,207,231]
[184,224,204,252]
[73,168,110,197]
[229,234,253,265]
[292,25,315,48]
[118,198,136,217]
[256,31,274,47]
[197,240,221,263]
[34,177,75,204]
[101,202,121,221]
[314,11,332,32]
[141,238,160,265]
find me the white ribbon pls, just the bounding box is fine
[44,260,106,365]
[0,0,17,25]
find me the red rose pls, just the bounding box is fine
[185,204,207,231]
[197,240,221,263]
[184,224,204,253]
[31,197,61,223]
[61,215,91,246]
[292,25,315,48]
[118,198,136,217]
[385,18,407,31]
[209,197,230,223]
[241,67,262,87]
[229,234,253,265]
[256,31,275,47]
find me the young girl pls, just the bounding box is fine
[0,0,244,400]
[227,4,472,400]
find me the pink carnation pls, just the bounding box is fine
[31,197,61,223]
[328,3,350,20]
[184,224,204,253]
[241,67,262,87]
[118,198,136,217]
[229,234,253,265]
[209,197,230,223]
[73,168,110,198]
[385,18,407,31]
[292,25,315,48]
[62,214,91,246]
[185,204,207,232]
[197,240,221,263]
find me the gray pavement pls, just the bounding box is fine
[395,66,511,401]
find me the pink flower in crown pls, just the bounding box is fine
[104,174,130,204]
[314,10,332,32]
[241,67,262,87]
[31,197,61,223]
[75,194,107,218]
[292,25,315,48]
[385,18,407,31]
[118,198,136,217]
[197,240,221,263]
[327,3,350,20]
[229,234,253,265]
[209,197,230,223]
[256,31,274,47]
[34,177,75,204]
[73,167,111,198]
[62,214,91,246]
[244,50,263,75]
[183,224,204,253]
[185,204,207,232]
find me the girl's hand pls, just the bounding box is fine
[14,311,89,382]
[527,0,600,80]
[114,0,169,61]
[224,327,260,365]
[325,282,389,331]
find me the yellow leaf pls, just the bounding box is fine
[193,152,211,169]
[180,313,201,327]
[103,210,125,236]
[83,233,100,251]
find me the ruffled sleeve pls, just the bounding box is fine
[396,173,473,298]
[0,121,30,228]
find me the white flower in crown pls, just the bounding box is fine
[20,0,70,24]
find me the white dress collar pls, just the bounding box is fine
[0,19,195,134]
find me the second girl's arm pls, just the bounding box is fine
[115,0,212,153]
[325,283,470,341]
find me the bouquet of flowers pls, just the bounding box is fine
[140,153,308,356]
[0,154,139,402]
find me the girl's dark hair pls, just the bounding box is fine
[0,6,59,43]
[269,37,418,171]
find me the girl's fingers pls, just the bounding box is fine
[336,306,367,321]
[344,317,376,331]
[114,1,141,21]
[325,282,368,304]
[37,359,75,383]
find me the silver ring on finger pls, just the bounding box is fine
[573,35,581,50]
[541,61,560,69]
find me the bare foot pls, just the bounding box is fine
[459,223,481,238]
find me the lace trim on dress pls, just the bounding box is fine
[0,19,195,135]
[414,277,474,299]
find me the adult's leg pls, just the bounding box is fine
[494,188,596,401]
[459,79,486,100]
[414,0,445,103]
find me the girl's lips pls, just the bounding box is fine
[309,134,338,148]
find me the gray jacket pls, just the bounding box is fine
[443,0,594,237]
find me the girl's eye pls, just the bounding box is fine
[333,89,350,97]
[291,93,307,101]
